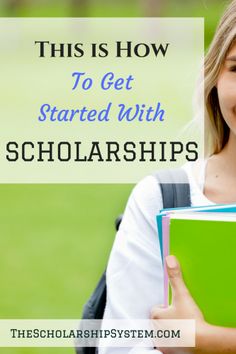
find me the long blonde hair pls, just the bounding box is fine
[205,0,236,155]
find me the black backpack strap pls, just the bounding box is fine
[153,168,191,209]
[114,168,191,230]
[77,168,191,354]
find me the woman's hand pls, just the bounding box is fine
[151,255,204,322]
[150,255,236,354]
[150,255,206,354]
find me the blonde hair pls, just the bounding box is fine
[205,0,236,155]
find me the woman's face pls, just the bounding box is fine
[217,42,236,135]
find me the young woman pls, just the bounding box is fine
[99,0,236,353]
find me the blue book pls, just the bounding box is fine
[156,203,236,262]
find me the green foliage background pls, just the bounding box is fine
[0,1,227,353]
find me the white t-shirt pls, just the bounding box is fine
[99,161,214,354]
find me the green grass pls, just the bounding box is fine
[0,183,133,354]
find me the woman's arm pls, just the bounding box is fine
[198,324,236,354]
[151,255,236,354]
[99,176,165,354]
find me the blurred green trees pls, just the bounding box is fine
[1,0,226,47]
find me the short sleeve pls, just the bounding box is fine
[98,175,164,354]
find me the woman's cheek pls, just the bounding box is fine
[217,79,236,131]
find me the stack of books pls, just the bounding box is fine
[156,204,236,327]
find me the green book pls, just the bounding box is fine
[168,212,236,327]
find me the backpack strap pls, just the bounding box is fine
[153,168,191,209]
[114,168,191,230]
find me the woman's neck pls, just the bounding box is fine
[204,132,236,204]
[216,131,236,174]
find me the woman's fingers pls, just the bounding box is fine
[151,255,204,325]
[150,304,167,319]
[165,255,189,301]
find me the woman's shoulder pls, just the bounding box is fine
[129,159,211,212]
[131,174,162,205]
[132,159,206,197]
[182,159,214,206]
[182,158,207,187]
[123,174,163,228]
